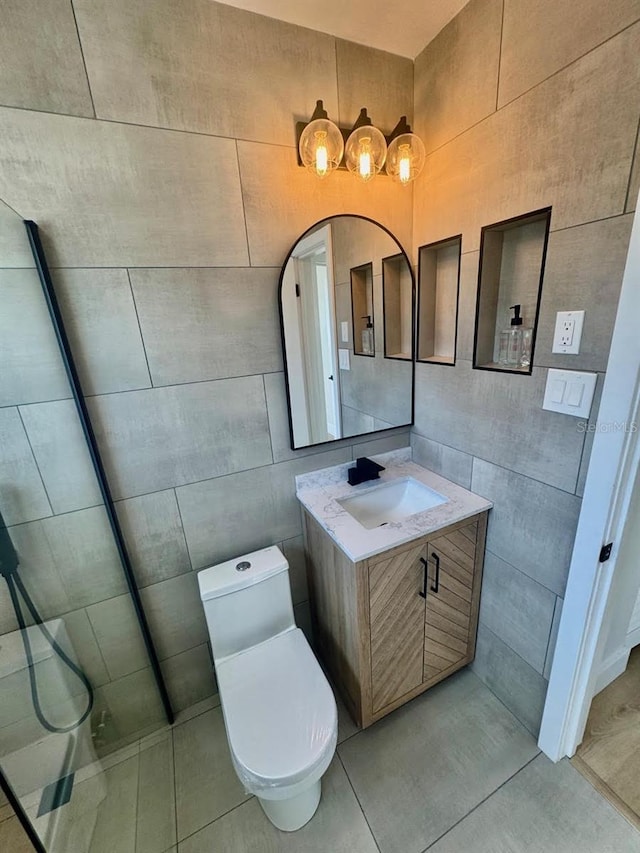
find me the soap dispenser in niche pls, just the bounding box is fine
[361,315,374,355]
[499,304,531,367]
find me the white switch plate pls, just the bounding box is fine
[552,310,585,354]
[543,369,596,418]
[340,321,349,343]
[338,348,350,370]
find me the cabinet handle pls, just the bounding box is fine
[419,557,428,599]
[431,552,440,593]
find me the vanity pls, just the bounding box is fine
[296,449,492,728]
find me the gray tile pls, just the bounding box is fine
[429,754,640,852]
[129,267,282,386]
[87,376,272,499]
[410,432,473,488]
[342,406,375,438]
[140,573,208,661]
[414,0,502,153]
[350,431,410,459]
[413,25,640,252]
[8,506,128,616]
[20,399,102,514]
[336,39,413,129]
[414,361,585,492]
[294,600,314,645]
[101,667,166,739]
[53,268,151,395]
[0,268,69,407]
[479,551,556,673]
[499,0,640,107]
[628,129,640,213]
[74,0,338,146]
[340,355,413,428]
[281,535,308,606]
[0,0,93,116]
[237,140,413,268]
[472,623,548,736]
[176,447,350,570]
[0,407,51,525]
[471,458,581,596]
[0,198,33,268]
[115,490,191,588]
[61,607,110,688]
[86,594,149,680]
[339,669,538,853]
[136,736,177,853]
[179,757,378,853]
[174,706,250,841]
[544,597,564,680]
[535,216,634,372]
[161,643,216,714]
[0,107,248,268]
[576,373,605,497]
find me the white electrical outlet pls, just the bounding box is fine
[552,310,584,354]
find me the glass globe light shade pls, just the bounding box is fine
[386,133,426,185]
[298,118,344,178]
[344,125,387,182]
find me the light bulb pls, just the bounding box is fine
[345,125,387,182]
[299,118,344,178]
[386,133,426,185]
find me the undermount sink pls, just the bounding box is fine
[337,477,447,529]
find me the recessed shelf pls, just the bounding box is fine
[473,208,552,375]
[351,262,375,357]
[382,253,413,361]
[417,235,461,365]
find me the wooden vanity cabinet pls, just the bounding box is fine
[302,510,487,728]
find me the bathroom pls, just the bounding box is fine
[1,0,640,850]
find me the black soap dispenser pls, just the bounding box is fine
[498,304,523,365]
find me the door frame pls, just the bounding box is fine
[539,197,640,761]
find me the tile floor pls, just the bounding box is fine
[15,668,640,852]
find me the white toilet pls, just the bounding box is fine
[197,545,337,831]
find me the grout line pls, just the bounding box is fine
[483,545,563,599]
[478,621,550,695]
[48,264,281,271]
[262,375,276,465]
[126,269,154,388]
[420,752,541,851]
[235,139,253,266]
[542,596,560,675]
[175,796,252,847]
[173,487,194,571]
[495,0,505,111]
[15,406,55,517]
[336,753,382,852]
[623,113,640,213]
[69,0,97,119]
[79,369,283,398]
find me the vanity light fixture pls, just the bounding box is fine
[296,101,425,185]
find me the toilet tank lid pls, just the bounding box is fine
[198,545,288,601]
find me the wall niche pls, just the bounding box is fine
[473,208,551,375]
[383,253,413,360]
[350,262,375,357]
[416,235,462,365]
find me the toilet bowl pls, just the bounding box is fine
[198,546,338,831]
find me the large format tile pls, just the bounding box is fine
[176,447,350,569]
[0,268,69,407]
[350,432,410,459]
[499,0,640,107]
[429,754,640,851]
[129,267,282,386]
[0,0,93,116]
[0,406,51,525]
[74,0,337,145]
[471,458,581,596]
[413,23,640,252]
[61,607,111,688]
[140,573,208,661]
[100,668,166,740]
[174,707,250,841]
[544,597,563,679]
[86,594,149,679]
[19,399,102,514]
[53,268,151,396]
[414,0,502,152]
[0,107,248,268]
[472,624,549,736]
[161,643,215,714]
[180,757,378,853]
[281,535,309,606]
[479,551,556,673]
[87,376,272,499]
[414,361,585,493]
[535,215,633,371]
[339,669,538,853]
[410,432,473,488]
[628,130,640,212]
[336,39,413,129]
[115,490,192,588]
[136,736,176,853]
[0,197,33,268]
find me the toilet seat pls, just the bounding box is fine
[216,628,337,798]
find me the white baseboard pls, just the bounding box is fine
[625,626,640,650]
[594,647,631,695]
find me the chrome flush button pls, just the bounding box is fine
[236,561,251,572]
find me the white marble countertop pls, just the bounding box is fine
[295,448,492,563]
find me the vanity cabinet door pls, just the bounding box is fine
[423,521,478,683]
[369,543,428,714]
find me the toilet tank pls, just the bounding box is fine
[197,546,295,663]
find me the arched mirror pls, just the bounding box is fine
[279,215,414,450]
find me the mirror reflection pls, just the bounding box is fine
[280,216,414,449]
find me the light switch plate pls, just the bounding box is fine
[340,321,349,343]
[552,310,585,354]
[338,348,350,370]
[542,368,596,418]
